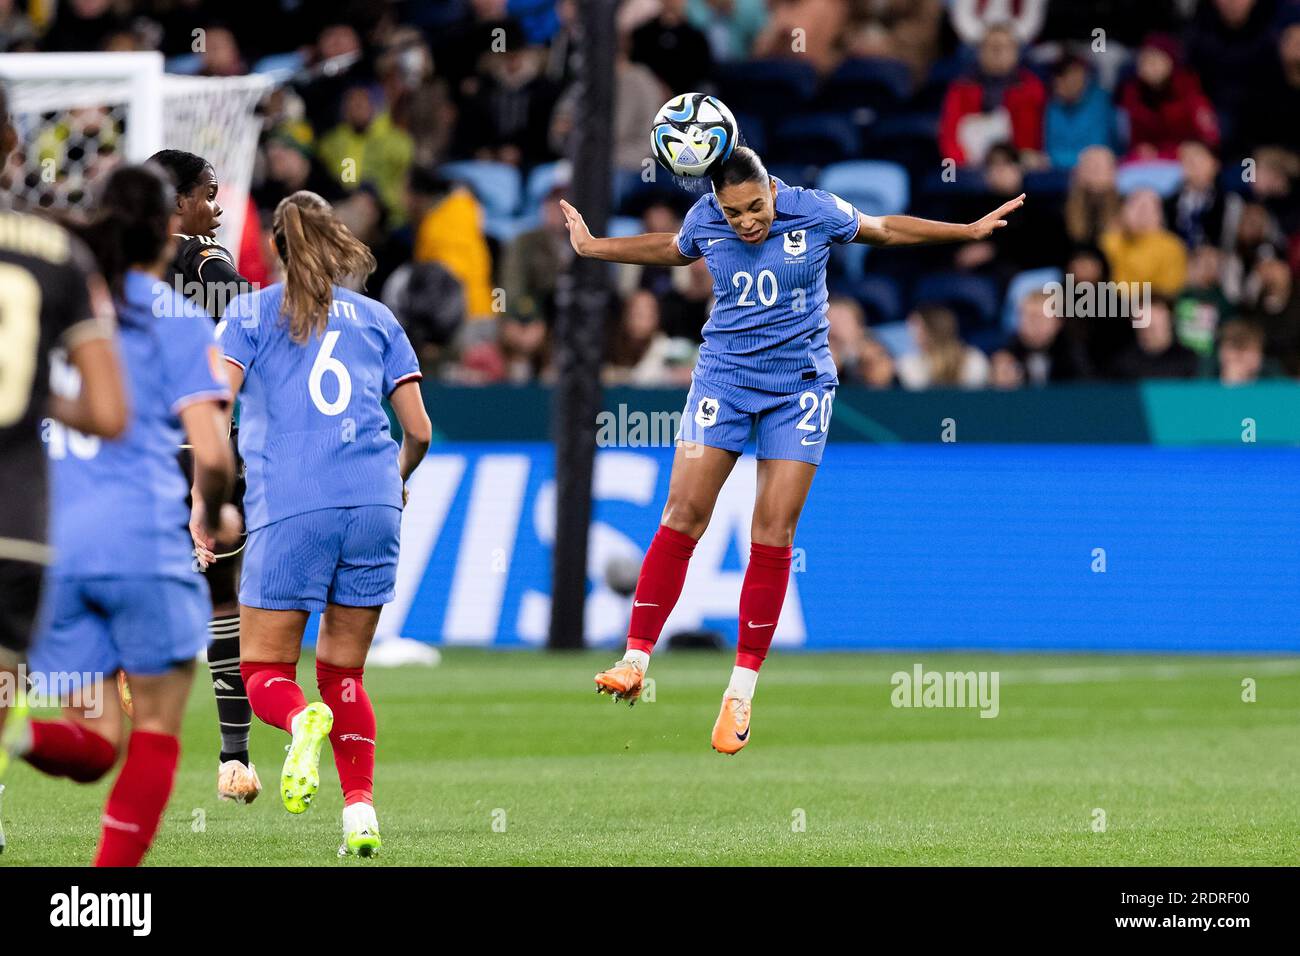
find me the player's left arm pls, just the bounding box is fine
[852,194,1026,247]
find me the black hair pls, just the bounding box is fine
[146,148,212,195]
[408,164,453,201]
[75,164,175,300]
[709,146,769,194]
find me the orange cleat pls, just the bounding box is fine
[116,670,134,720]
[710,694,752,754]
[594,658,646,706]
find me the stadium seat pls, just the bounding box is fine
[165,54,203,75]
[912,272,1003,335]
[732,111,767,155]
[607,215,644,238]
[251,50,307,76]
[440,160,523,219]
[816,57,913,122]
[1002,267,1063,332]
[524,160,569,213]
[832,274,904,326]
[860,112,941,171]
[1115,159,1184,198]
[819,160,910,217]
[769,114,859,168]
[769,162,825,189]
[871,320,915,357]
[714,60,819,118]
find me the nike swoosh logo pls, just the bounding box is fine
[633,601,660,608]
[707,238,727,246]
[747,621,776,629]
[735,728,750,741]
[801,436,825,446]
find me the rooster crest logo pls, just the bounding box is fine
[695,397,719,428]
[783,230,806,257]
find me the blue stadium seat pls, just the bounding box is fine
[912,272,1003,334]
[1115,159,1184,198]
[714,60,819,118]
[165,54,203,75]
[817,57,913,121]
[440,161,522,218]
[769,162,824,189]
[861,112,941,169]
[819,160,910,216]
[607,216,644,238]
[524,161,568,213]
[872,320,915,358]
[769,114,859,167]
[831,274,904,326]
[1002,267,1063,332]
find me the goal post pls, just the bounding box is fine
[0,51,272,266]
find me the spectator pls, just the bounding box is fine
[1099,188,1188,297]
[858,328,900,389]
[752,0,851,75]
[1238,257,1300,371]
[1238,18,1300,155]
[629,0,714,94]
[501,180,573,324]
[687,0,769,62]
[317,85,415,224]
[381,261,469,368]
[991,289,1091,387]
[296,24,371,135]
[254,134,347,211]
[409,165,495,322]
[1187,0,1280,152]
[847,0,945,82]
[1112,294,1199,379]
[604,290,697,386]
[500,313,551,383]
[0,0,37,51]
[950,0,1048,47]
[1245,146,1300,236]
[454,28,561,167]
[40,0,127,52]
[1221,202,1286,303]
[1064,145,1122,245]
[1165,140,1227,248]
[1062,244,1134,375]
[897,305,990,389]
[938,23,1046,167]
[1213,317,1270,384]
[198,24,247,77]
[1174,244,1232,357]
[1118,33,1219,160]
[1044,55,1116,169]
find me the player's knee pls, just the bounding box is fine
[751,518,797,548]
[661,496,712,539]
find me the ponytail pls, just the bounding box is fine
[272,191,377,342]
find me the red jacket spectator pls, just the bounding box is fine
[1119,34,1220,160]
[939,67,1046,165]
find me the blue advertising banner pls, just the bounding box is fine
[375,443,1300,653]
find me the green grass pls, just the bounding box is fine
[2,650,1298,866]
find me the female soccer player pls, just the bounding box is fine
[8,164,235,866]
[562,147,1024,753]
[215,190,431,857]
[148,148,262,804]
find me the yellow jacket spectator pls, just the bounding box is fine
[408,166,494,320]
[1099,188,1188,296]
[317,86,414,226]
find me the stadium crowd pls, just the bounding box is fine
[3,0,1300,389]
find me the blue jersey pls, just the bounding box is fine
[676,178,860,393]
[49,270,232,578]
[219,284,422,531]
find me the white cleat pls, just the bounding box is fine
[217,759,263,804]
[339,802,382,858]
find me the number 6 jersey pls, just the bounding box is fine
[219,284,422,531]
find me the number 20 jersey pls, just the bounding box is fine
[675,178,860,394]
[218,284,422,532]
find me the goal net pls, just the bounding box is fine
[0,52,272,267]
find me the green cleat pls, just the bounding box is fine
[338,802,382,858]
[280,702,333,814]
[0,691,31,855]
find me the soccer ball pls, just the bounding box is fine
[650,93,737,178]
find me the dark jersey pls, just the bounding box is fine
[170,233,253,322]
[0,212,109,559]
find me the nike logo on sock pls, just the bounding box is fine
[633,601,660,608]
[746,621,776,629]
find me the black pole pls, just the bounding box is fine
[548,0,616,650]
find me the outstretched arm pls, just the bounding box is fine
[559,199,693,266]
[853,193,1026,247]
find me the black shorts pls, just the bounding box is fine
[0,558,45,662]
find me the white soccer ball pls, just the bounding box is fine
[650,93,738,178]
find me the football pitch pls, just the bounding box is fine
[3,650,1298,866]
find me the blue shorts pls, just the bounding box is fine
[678,374,837,465]
[240,505,401,612]
[30,575,210,686]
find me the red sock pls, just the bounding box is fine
[736,542,793,671]
[93,730,179,867]
[241,660,307,733]
[25,720,117,782]
[316,660,375,805]
[626,525,698,655]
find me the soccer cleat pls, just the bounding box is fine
[116,670,135,720]
[0,692,31,855]
[218,759,263,804]
[338,802,382,858]
[280,702,333,814]
[711,694,752,755]
[594,658,646,706]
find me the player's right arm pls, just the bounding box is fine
[390,381,431,495]
[559,200,692,266]
[181,397,235,540]
[49,273,128,438]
